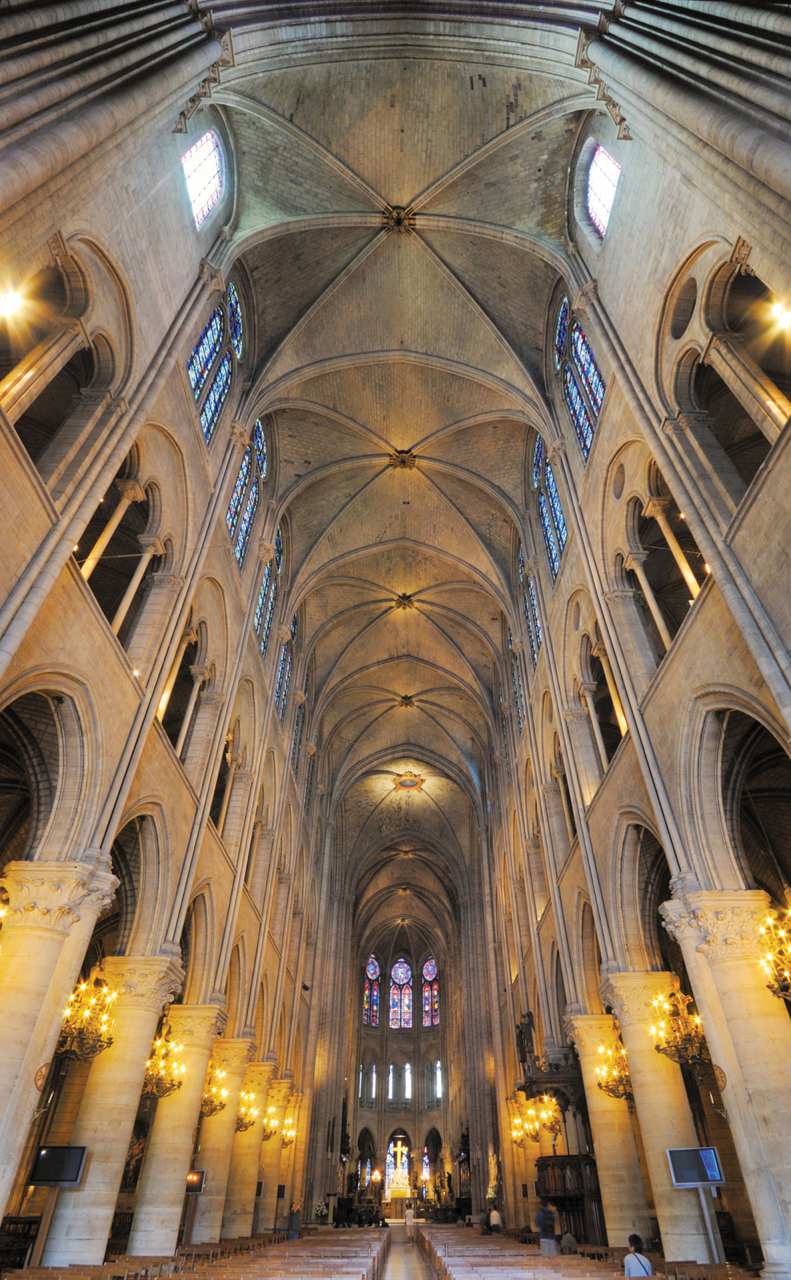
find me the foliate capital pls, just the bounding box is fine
[243,1061,277,1094]
[230,422,248,451]
[546,437,567,464]
[599,970,679,1028]
[211,1036,256,1077]
[564,1011,619,1055]
[572,280,598,315]
[267,1078,294,1108]
[258,539,275,562]
[0,861,118,935]
[276,624,291,644]
[167,1003,227,1050]
[199,258,225,295]
[101,955,185,1014]
[660,889,771,965]
[115,478,146,504]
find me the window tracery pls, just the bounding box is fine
[188,282,246,445]
[532,436,567,581]
[422,956,439,1027]
[187,306,223,397]
[227,283,244,360]
[587,144,621,237]
[553,297,605,460]
[570,320,605,415]
[226,448,251,536]
[363,954,381,1026]
[390,958,412,1029]
[181,130,224,227]
[233,483,258,566]
[199,351,232,443]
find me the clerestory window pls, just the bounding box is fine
[186,281,245,444]
[181,130,225,228]
[532,434,567,581]
[587,144,621,237]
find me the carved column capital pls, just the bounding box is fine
[167,1003,227,1050]
[138,535,165,558]
[660,889,771,964]
[267,1078,294,1108]
[101,955,185,1014]
[0,861,118,935]
[304,741,317,758]
[211,1036,256,1077]
[115,478,146,504]
[199,258,225,294]
[564,1011,619,1054]
[547,437,567,464]
[258,538,275,562]
[624,550,648,572]
[275,624,290,644]
[643,497,671,521]
[230,421,248,450]
[572,280,598,315]
[294,690,306,707]
[243,1061,277,1094]
[599,970,679,1028]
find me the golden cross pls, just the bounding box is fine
[394,1138,406,1171]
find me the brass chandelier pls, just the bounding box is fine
[261,1105,279,1141]
[282,1116,297,1147]
[57,979,117,1060]
[143,1029,186,1098]
[200,1065,228,1117]
[651,991,711,1078]
[759,911,791,1002]
[235,1091,259,1132]
[595,1037,633,1103]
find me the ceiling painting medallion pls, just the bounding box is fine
[393,771,424,792]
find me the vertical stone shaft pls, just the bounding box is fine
[190,1038,253,1243]
[221,1062,275,1239]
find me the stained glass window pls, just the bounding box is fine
[404,1063,412,1100]
[511,652,525,732]
[422,956,439,1027]
[290,613,299,645]
[524,575,542,668]
[532,434,545,490]
[292,704,305,772]
[545,462,568,551]
[423,1151,430,1181]
[423,956,437,981]
[278,650,293,719]
[367,955,381,980]
[261,577,277,655]
[253,419,267,477]
[587,144,621,237]
[435,1060,442,1099]
[554,297,569,370]
[274,642,288,703]
[570,321,605,416]
[539,493,560,580]
[274,525,283,572]
[518,541,526,584]
[432,980,439,1024]
[371,980,379,1026]
[181,130,224,227]
[200,351,232,443]
[563,364,594,458]
[255,562,272,632]
[187,306,223,397]
[363,981,371,1025]
[233,482,258,566]
[370,1066,376,1098]
[528,578,542,649]
[227,282,243,360]
[226,448,251,536]
[423,981,431,1027]
[304,753,315,812]
[390,959,412,1029]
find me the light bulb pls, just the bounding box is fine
[0,291,22,318]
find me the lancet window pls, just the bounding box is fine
[587,144,621,237]
[254,523,283,657]
[275,613,298,719]
[363,954,381,1026]
[554,296,606,459]
[532,435,568,581]
[187,281,246,444]
[226,420,266,568]
[422,956,439,1027]
[518,541,543,669]
[291,671,309,773]
[389,958,413,1029]
[507,630,525,732]
[181,130,224,227]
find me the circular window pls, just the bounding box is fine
[670,278,698,340]
[613,463,625,499]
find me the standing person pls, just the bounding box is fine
[624,1235,653,1275]
[404,1202,416,1244]
[288,1200,302,1240]
[489,1206,503,1234]
[534,1198,558,1255]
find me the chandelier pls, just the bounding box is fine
[759,911,791,1002]
[595,1038,633,1103]
[143,1030,185,1098]
[200,1065,228,1117]
[57,979,117,1060]
[282,1116,296,1147]
[511,1116,527,1148]
[261,1105,279,1141]
[651,991,711,1078]
[235,1090,259,1132]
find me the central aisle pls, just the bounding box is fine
[383,1224,433,1280]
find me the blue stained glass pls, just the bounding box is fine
[402,983,412,1028]
[226,448,251,536]
[432,980,439,1025]
[528,577,543,650]
[255,562,272,632]
[292,704,305,771]
[554,297,569,371]
[200,351,232,443]
[392,959,411,985]
[274,641,288,703]
[187,306,223,398]
[371,981,379,1026]
[539,493,560,579]
[545,462,567,551]
[518,541,526,584]
[233,482,258,566]
[524,596,538,668]
[423,982,431,1027]
[261,577,277,655]
[304,753,315,812]
[571,321,605,415]
[279,650,293,718]
[363,979,370,1024]
[563,364,594,458]
[227,283,243,360]
[511,654,524,732]
[290,613,298,644]
[367,955,381,981]
[532,434,544,489]
[390,982,400,1029]
[274,525,283,572]
[253,419,267,477]
[422,956,437,981]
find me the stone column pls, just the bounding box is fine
[0,861,117,1216]
[190,1038,253,1244]
[661,891,791,1276]
[253,1080,291,1232]
[127,1005,224,1256]
[601,972,710,1262]
[566,1013,652,1245]
[43,955,183,1265]
[221,1062,275,1239]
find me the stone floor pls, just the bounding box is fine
[383,1225,433,1280]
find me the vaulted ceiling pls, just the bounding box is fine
[217,25,596,951]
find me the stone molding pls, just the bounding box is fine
[258,539,275,562]
[198,258,225,294]
[267,1078,294,1108]
[115,478,146,504]
[167,1003,227,1050]
[242,1061,277,1093]
[547,437,567,464]
[230,422,248,450]
[304,742,317,757]
[211,1036,256,1076]
[660,889,771,964]
[564,1011,618,1056]
[276,625,291,644]
[0,861,118,935]
[101,955,185,1013]
[599,970,679,1028]
[572,280,599,314]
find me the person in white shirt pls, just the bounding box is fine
[624,1234,653,1275]
[404,1204,416,1244]
[489,1208,503,1233]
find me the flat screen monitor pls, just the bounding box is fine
[666,1147,724,1188]
[30,1146,87,1187]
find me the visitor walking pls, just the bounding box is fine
[288,1200,302,1240]
[535,1199,558,1256]
[404,1203,416,1244]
